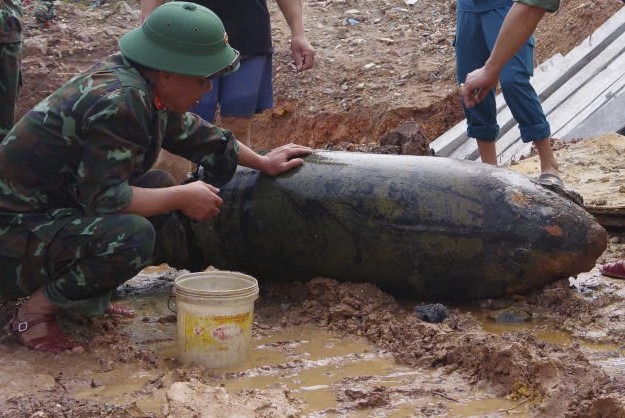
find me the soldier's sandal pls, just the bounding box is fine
[10,313,84,354]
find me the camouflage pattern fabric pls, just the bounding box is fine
[0,52,239,214]
[0,211,157,316]
[0,41,22,143]
[0,52,239,316]
[0,0,23,44]
[34,0,55,24]
[0,170,182,317]
[514,0,559,12]
[1,0,23,142]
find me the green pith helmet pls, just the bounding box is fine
[119,2,240,77]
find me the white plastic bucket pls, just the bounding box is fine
[173,270,259,368]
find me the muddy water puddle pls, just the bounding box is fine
[104,290,534,416]
[4,267,624,416]
[479,314,623,348]
[0,278,533,417]
[215,325,532,417]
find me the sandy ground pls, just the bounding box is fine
[513,133,625,209]
[2,0,625,417]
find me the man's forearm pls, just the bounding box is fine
[124,185,187,218]
[140,0,165,22]
[275,0,305,37]
[236,142,269,172]
[483,3,546,74]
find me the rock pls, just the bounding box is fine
[489,306,531,323]
[414,303,448,323]
[378,122,431,156]
[330,303,359,319]
[166,381,301,417]
[372,144,401,154]
[23,37,48,56]
[590,198,608,206]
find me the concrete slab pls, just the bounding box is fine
[496,21,625,163]
[536,6,625,100]
[500,62,625,161]
[447,138,479,161]
[429,119,467,157]
[447,105,518,161]
[561,89,625,140]
[555,79,625,139]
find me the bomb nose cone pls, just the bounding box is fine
[586,221,608,266]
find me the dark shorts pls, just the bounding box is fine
[191,54,274,122]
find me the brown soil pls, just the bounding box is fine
[17,0,624,150]
[3,0,625,417]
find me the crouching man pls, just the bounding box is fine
[0,2,311,354]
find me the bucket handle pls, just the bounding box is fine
[167,294,177,313]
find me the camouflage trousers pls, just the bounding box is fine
[0,169,180,316]
[0,42,22,143]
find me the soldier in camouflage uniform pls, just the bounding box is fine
[0,2,311,354]
[0,0,23,143]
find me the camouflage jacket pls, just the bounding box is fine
[0,0,23,43]
[0,52,239,218]
[514,0,559,12]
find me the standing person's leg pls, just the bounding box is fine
[455,10,500,164]
[0,41,23,143]
[220,115,253,147]
[490,8,559,179]
[219,55,274,147]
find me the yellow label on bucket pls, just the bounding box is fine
[183,311,253,351]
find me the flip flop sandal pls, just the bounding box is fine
[536,173,584,207]
[10,312,84,354]
[599,260,625,280]
[105,303,135,317]
[538,172,564,188]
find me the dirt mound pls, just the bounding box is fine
[16,0,623,151]
[260,277,625,417]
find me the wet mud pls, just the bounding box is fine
[2,256,625,417]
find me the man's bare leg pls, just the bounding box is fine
[220,116,253,147]
[476,139,498,165]
[533,137,559,176]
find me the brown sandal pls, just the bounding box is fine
[10,313,84,354]
[104,303,135,317]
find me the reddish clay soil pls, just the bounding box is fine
[16,0,624,151]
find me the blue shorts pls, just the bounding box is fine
[191,54,274,122]
[455,6,550,143]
